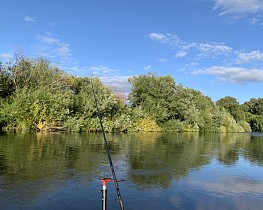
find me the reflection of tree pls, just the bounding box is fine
[1,131,263,203]
[127,132,212,189]
[201,133,251,167]
[0,152,7,175]
[212,133,263,167]
[127,132,263,190]
[243,135,263,166]
[0,132,125,204]
[0,133,100,206]
[0,132,126,179]
[218,150,239,166]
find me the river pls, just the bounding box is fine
[0,132,263,210]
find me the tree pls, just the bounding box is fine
[128,73,176,123]
[216,96,244,121]
[0,62,15,98]
[242,98,263,132]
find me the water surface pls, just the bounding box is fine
[0,132,263,210]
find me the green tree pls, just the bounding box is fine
[0,62,15,98]
[128,73,176,123]
[242,98,263,132]
[216,96,245,121]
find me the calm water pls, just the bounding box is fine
[0,132,263,210]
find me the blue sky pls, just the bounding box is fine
[1,0,263,103]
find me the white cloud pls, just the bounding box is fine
[56,43,71,57]
[64,65,118,77]
[148,32,170,43]
[36,32,72,60]
[157,58,167,63]
[193,66,263,83]
[236,50,263,64]
[144,65,152,71]
[148,32,232,58]
[175,51,187,58]
[180,62,200,72]
[100,76,132,96]
[198,42,233,58]
[0,53,13,61]
[148,32,263,84]
[213,0,263,15]
[39,33,59,45]
[149,33,185,49]
[89,65,117,75]
[23,15,37,23]
[64,65,131,96]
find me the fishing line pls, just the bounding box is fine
[90,77,124,210]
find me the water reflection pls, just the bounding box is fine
[126,132,260,188]
[127,132,212,189]
[0,132,262,209]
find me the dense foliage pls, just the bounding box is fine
[0,56,262,132]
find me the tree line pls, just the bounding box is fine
[0,56,262,132]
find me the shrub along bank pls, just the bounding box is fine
[1,56,262,133]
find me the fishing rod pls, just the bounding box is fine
[90,77,125,210]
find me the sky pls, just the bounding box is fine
[1,0,263,103]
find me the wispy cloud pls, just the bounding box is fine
[175,51,187,58]
[100,76,132,96]
[35,33,129,94]
[88,65,118,76]
[157,58,168,63]
[148,32,263,83]
[149,32,232,58]
[36,32,72,62]
[193,66,263,83]
[144,65,152,71]
[198,42,233,58]
[149,32,190,50]
[249,17,263,25]
[148,33,171,43]
[213,0,263,16]
[0,53,13,62]
[64,65,118,77]
[23,15,37,23]
[236,50,263,64]
[180,62,199,72]
[64,65,131,95]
